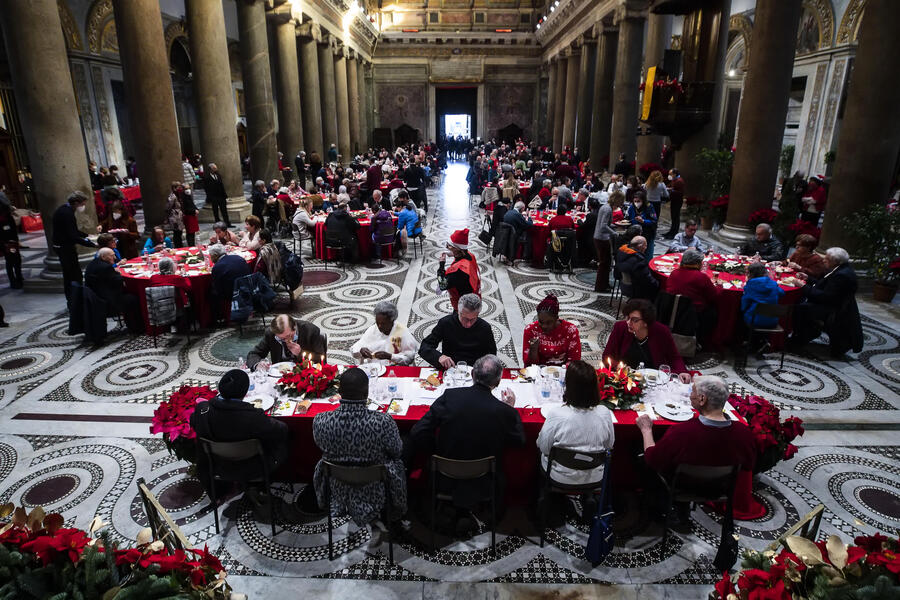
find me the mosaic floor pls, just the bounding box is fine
[0,163,899,599]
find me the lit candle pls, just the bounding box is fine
[606,357,612,368]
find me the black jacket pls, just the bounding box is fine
[204,172,227,201]
[52,204,95,249]
[419,314,497,369]
[739,236,786,262]
[403,164,426,189]
[246,323,327,370]
[804,264,864,354]
[84,257,126,309]
[324,209,360,243]
[211,254,251,300]
[294,154,307,175]
[616,248,659,300]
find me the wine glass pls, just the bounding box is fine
[659,364,671,385]
[456,361,468,380]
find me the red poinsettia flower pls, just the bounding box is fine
[783,444,798,459]
[140,548,192,574]
[20,528,91,565]
[737,568,773,590]
[115,547,144,566]
[867,549,900,574]
[773,550,806,572]
[854,533,892,553]
[714,572,735,599]
[847,545,867,565]
[0,524,32,545]
[189,544,225,573]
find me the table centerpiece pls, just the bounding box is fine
[596,358,644,410]
[276,355,340,399]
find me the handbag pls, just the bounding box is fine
[477,228,492,246]
[584,455,615,565]
[668,294,697,357]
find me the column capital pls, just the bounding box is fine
[297,21,321,42]
[332,43,349,59]
[593,22,618,37]
[318,30,334,47]
[613,2,647,26]
[563,45,581,58]
[347,48,357,61]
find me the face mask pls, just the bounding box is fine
[634,202,643,208]
[76,205,86,213]
[668,175,674,181]
[112,212,121,220]
[184,189,191,195]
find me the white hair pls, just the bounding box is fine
[473,354,503,388]
[158,258,176,274]
[692,376,728,410]
[514,201,526,211]
[208,244,226,262]
[825,247,849,265]
[373,301,399,320]
[458,293,482,313]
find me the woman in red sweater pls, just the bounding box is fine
[602,298,690,381]
[665,249,719,342]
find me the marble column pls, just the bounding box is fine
[318,35,339,161]
[297,22,323,160]
[545,60,558,147]
[552,56,567,152]
[347,52,361,155]
[723,0,803,237]
[0,0,94,291]
[112,0,182,232]
[333,47,352,164]
[609,5,645,170]
[636,11,672,168]
[185,0,246,223]
[575,37,597,155]
[590,25,618,168]
[357,59,369,151]
[273,15,303,159]
[237,0,279,184]
[819,0,900,251]
[561,47,581,150]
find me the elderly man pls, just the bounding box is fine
[738,224,785,261]
[668,220,706,254]
[84,247,142,333]
[420,293,496,370]
[350,301,418,365]
[149,257,192,308]
[313,368,407,545]
[503,200,533,245]
[616,235,659,301]
[247,314,327,370]
[438,229,481,311]
[294,150,307,190]
[204,163,230,227]
[408,355,524,513]
[371,189,390,211]
[789,247,863,357]
[209,244,250,318]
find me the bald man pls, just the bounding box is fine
[84,247,143,333]
[615,235,659,301]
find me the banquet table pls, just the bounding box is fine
[119,246,255,333]
[648,253,805,348]
[313,212,399,261]
[259,365,763,520]
[528,209,588,267]
[94,185,141,219]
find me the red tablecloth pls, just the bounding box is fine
[275,366,764,519]
[120,247,255,333]
[529,210,587,267]
[648,253,804,348]
[314,214,398,261]
[94,186,141,219]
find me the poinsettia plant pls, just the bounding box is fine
[150,385,217,463]
[277,359,340,398]
[748,208,780,228]
[714,533,900,600]
[710,195,730,224]
[596,360,644,410]
[638,162,664,178]
[728,393,804,473]
[787,219,822,241]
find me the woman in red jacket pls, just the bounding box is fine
[602,298,691,382]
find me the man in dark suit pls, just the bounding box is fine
[403,157,428,211]
[83,248,142,332]
[408,354,524,509]
[204,163,230,227]
[247,313,327,370]
[209,243,251,319]
[294,151,307,191]
[52,191,98,302]
[324,202,361,262]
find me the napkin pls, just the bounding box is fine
[636,404,657,421]
[271,399,296,416]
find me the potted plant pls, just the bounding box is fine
[779,144,795,179]
[695,147,733,229]
[824,149,836,176]
[842,203,900,302]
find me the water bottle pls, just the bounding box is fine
[142,249,150,269]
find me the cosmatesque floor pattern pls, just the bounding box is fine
[0,163,899,599]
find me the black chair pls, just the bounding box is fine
[430,455,496,555]
[321,460,394,563]
[747,303,793,369]
[372,219,398,265]
[538,447,612,548]
[658,463,739,547]
[291,222,314,257]
[616,272,634,317]
[323,231,346,272]
[197,437,278,537]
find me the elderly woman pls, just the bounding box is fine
[240,215,262,251]
[350,301,418,365]
[666,249,718,312]
[149,256,192,308]
[143,226,173,254]
[97,200,140,259]
[786,233,827,279]
[209,221,240,246]
[523,294,582,366]
[165,182,186,248]
[253,229,282,284]
[602,298,690,381]
[291,196,316,251]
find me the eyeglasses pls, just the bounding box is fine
[626,316,643,324]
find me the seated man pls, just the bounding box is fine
[190,369,290,514]
[419,293,497,370]
[408,355,524,510]
[324,201,361,262]
[668,220,706,254]
[790,247,863,357]
[312,368,407,545]
[209,243,251,318]
[83,247,142,333]
[616,235,659,301]
[247,314,327,370]
[738,223,785,261]
[351,301,418,365]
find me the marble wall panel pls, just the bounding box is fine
[376,83,427,136]
[485,83,535,139]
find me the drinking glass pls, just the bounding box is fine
[659,364,671,385]
[456,361,468,379]
[387,380,398,396]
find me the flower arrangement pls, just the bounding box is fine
[714,533,900,600]
[277,357,339,399]
[150,385,217,463]
[654,77,684,94]
[710,194,730,224]
[638,162,664,178]
[596,359,644,410]
[787,219,822,240]
[0,504,235,599]
[710,260,749,275]
[728,393,804,474]
[748,208,780,228]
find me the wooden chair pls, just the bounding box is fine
[136,477,191,553]
[430,455,497,556]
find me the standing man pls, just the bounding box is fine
[662,169,685,239]
[52,191,97,302]
[438,229,481,312]
[294,151,308,191]
[404,157,428,212]
[204,163,230,228]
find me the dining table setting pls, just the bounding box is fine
[313,209,399,261]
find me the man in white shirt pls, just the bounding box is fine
[350,301,418,365]
[668,220,707,253]
[607,175,625,194]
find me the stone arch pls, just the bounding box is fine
[164,20,189,63]
[837,0,865,45]
[725,31,747,75]
[86,0,116,55]
[728,14,752,67]
[796,0,835,54]
[57,0,84,51]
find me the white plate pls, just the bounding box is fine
[359,363,387,378]
[245,395,275,412]
[540,403,564,419]
[655,402,694,421]
[269,362,295,377]
[540,366,563,378]
[636,368,667,385]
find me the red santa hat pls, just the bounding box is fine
[448,228,469,250]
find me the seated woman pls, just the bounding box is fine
[253,229,282,284]
[548,204,576,231]
[602,298,690,381]
[291,196,316,249]
[741,261,785,329]
[626,190,658,257]
[149,257,192,309]
[666,249,719,339]
[97,201,140,259]
[786,233,827,279]
[523,294,582,366]
[239,215,263,251]
[209,221,240,246]
[536,359,615,486]
[371,203,395,259]
[143,226,173,254]
[350,301,418,366]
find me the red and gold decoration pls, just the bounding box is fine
[596,358,644,411]
[276,355,339,399]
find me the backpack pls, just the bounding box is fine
[276,242,304,290]
[584,453,615,565]
[231,273,276,323]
